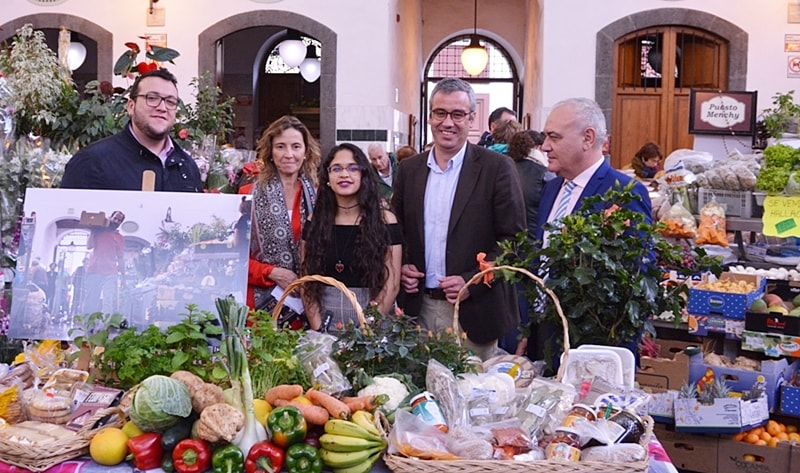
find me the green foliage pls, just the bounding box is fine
[48,80,129,151]
[756,144,800,194]
[246,311,309,398]
[496,184,722,354]
[760,91,800,139]
[69,305,226,390]
[332,305,475,392]
[173,72,235,146]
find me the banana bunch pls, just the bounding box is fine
[320,411,387,473]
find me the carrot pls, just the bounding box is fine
[265,384,304,405]
[342,394,389,412]
[274,399,330,425]
[305,388,351,419]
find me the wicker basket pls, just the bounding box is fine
[0,406,126,472]
[272,274,367,327]
[385,265,651,473]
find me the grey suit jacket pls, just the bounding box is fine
[391,143,526,344]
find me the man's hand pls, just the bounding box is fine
[269,267,298,289]
[400,264,424,293]
[439,275,469,304]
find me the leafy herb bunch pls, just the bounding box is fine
[332,304,474,391]
[69,305,226,390]
[245,310,309,399]
[497,184,721,352]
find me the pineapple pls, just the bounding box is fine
[710,379,731,399]
[679,381,698,399]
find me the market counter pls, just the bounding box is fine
[0,438,679,473]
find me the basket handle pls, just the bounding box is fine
[78,406,127,440]
[454,265,571,380]
[272,275,366,328]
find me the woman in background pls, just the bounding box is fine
[248,116,321,326]
[301,143,402,332]
[632,142,663,180]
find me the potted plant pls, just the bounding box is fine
[760,90,800,139]
[496,184,721,362]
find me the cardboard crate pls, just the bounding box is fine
[745,311,800,336]
[764,278,800,302]
[688,357,795,412]
[688,272,766,319]
[697,187,754,217]
[717,438,792,473]
[674,396,769,433]
[780,384,800,417]
[688,314,744,339]
[741,330,800,358]
[653,424,718,473]
[637,339,701,392]
[79,210,108,227]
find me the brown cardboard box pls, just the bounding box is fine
[637,339,701,392]
[654,423,718,473]
[717,438,791,473]
[79,211,108,227]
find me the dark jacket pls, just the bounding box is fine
[374,152,398,202]
[60,125,203,192]
[391,144,526,344]
[515,158,548,240]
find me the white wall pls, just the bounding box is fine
[542,0,800,116]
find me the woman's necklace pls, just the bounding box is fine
[333,212,360,273]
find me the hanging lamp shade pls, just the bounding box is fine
[279,29,306,67]
[299,45,320,82]
[67,42,87,71]
[461,36,488,76]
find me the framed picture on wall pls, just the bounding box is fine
[688,89,757,136]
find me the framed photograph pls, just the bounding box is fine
[9,189,250,340]
[688,89,757,136]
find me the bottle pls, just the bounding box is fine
[545,428,582,461]
[560,403,596,429]
[410,392,448,432]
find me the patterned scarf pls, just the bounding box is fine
[251,173,316,273]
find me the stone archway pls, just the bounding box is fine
[199,11,337,151]
[0,14,113,84]
[595,8,748,129]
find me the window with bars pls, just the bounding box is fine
[427,36,514,79]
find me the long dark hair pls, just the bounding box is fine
[302,143,391,300]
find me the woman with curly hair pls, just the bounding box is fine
[301,143,402,332]
[248,116,321,325]
[632,141,663,179]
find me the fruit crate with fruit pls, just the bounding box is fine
[687,272,766,319]
[780,371,800,417]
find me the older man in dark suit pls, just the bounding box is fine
[391,78,526,360]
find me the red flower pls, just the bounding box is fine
[476,252,494,286]
[178,128,189,140]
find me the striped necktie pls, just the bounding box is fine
[553,180,576,220]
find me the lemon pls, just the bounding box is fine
[292,395,312,405]
[90,427,130,466]
[254,398,272,427]
[121,420,144,438]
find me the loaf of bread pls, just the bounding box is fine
[25,392,72,425]
[0,421,75,446]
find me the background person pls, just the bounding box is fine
[392,78,526,361]
[301,143,402,332]
[83,211,126,315]
[61,69,203,192]
[477,106,516,147]
[366,142,397,205]
[487,119,524,155]
[632,141,663,180]
[395,145,418,163]
[247,115,320,326]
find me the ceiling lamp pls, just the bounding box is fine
[299,44,321,82]
[461,0,488,76]
[279,29,306,68]
[67,42,87,71]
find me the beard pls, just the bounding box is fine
[108,221,121,230]
[132,110,171,141]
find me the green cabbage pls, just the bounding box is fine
[129,375,192,432]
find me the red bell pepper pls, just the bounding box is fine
[245,440,285,473]
[127,432,164,471]
[172,438,212,473]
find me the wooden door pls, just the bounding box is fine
[612,27,728,169]
[470,93,490,144]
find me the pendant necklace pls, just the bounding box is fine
[334,211,360,273]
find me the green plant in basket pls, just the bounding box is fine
[496,184,722,361]
[332,304,474,391]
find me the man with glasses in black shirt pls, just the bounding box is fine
[61,69,203,192]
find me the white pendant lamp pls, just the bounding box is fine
[67,42,87,71]
[279,29,306,68]
[299,45,321,82]
[461,0,488,76]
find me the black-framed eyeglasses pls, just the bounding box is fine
[328,164,362,174]
[131,93,179,110]
[430,108,472,123]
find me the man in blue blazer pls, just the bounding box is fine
[524,97,652,362]
[392,78,526,361]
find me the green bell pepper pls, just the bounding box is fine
[212,444,245,473]
[285,443,322,473]
[268,406,307,448]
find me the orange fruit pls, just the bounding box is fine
[766,420,781,436]
[760,431,772,442]
[787,425,798,434]
[788,432,800,442]
[745,432,760,444]
[768,437,780,448]
[733,432,746,442]
[778,423,787,433]
[755,439,768,446]
[752,427,764,436]
[776,432,789,441]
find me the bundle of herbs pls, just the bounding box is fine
[332,304,474,392]
[245,310,309,398]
